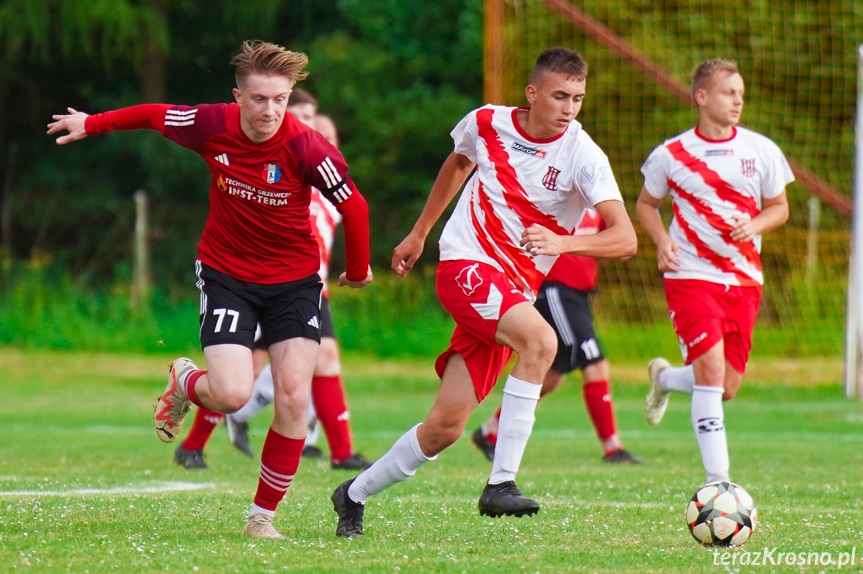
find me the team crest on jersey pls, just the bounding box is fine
[456,263,483,296]
[262,164,282,184]
[740,159,757,177]
[542,166,561,191]
[512,142,546,159]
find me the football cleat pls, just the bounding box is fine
[332,479,364,538]
[154,358,198,443]
[470,427,496,462]
[602,449,643,464]
[174,445,207,470]
[331,453,373,470]
[243,513,285,539]
[644,357,671,426]
[478,480,540,518]
[302,445,324,459]
[225,415,254,457]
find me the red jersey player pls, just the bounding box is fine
[173,90,372,472]
[471,209,641,464]
[330,48,636,539]
[636,59,792,485]
[48,41,372,539]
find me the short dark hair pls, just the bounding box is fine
[529,48,588,85]
[288,87,317,108]
[691,59,740,98]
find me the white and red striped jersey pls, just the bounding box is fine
[309,187,341,297]
[641,126,793,286]
[439,105,623,301]
[544,208,602,291]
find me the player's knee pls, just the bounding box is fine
[220,390,254,413]
[531,324,557,369]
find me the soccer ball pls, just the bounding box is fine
[685,481,757,547]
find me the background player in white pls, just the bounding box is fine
[636,58,792,485]
[48,41,373,539]
[330,48,637,538]
[471,209,641,464]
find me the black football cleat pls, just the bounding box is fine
[174,445,207,470]
[602,449,643,464]
[302,444,324,458]
[225,416,254,457]
[331,453,373,470]
[470,427,496,462]
[332,479,364,538]
[478,480,540,518]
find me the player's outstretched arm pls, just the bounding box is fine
[636,186,679,272]
[47,108,89,145]
[392,152,475,277]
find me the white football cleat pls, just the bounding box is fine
[243,513,285,539]
[153,357,198,443]
[644,357,671,426]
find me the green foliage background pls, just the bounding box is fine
[0,0,858,359]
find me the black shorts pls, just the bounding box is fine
[196,261,323,350]
[534,282,605,374]
[319,296,336,339]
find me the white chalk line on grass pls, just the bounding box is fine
[0,481,212,497]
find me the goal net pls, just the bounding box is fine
[484,0,858,377]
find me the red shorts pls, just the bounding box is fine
[664,278,761,374]
[434,260,527,401]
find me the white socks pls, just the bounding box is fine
[489,375,542,485]
[348,423,436,503]
[691,385,730,483]
[660,364,696,394]
[231,364,275,423]
[305,400,320,447]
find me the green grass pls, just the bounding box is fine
[1,349,861,573]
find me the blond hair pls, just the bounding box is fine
[691,59,739,98]
[230,40,309,88]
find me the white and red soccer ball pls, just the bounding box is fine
[685,481,757,547]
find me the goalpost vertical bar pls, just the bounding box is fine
[844,45,863,399]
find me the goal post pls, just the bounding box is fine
[844,45,863,400]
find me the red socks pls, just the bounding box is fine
[583,380,617,444]
[254,429,304,511]
[181,408,223,450]
[311,375,352,462]
[182,370,207,408]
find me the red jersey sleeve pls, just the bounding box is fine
[84,104,171,135]
[327,177,370,282]
[286,131,351,196]
[160,104,228,154]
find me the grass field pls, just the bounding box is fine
[1,348,861,573]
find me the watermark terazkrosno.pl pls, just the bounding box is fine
[713,547,858,569]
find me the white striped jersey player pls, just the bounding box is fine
[640,126,794,286]
[439,104,623,301]
[310,187,342,297]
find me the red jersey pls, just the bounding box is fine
[85,103,369,284]
[544,208,602,291]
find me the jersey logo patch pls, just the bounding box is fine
[740,159,756,177]
[262,164,282,184]
[512,141,547,159]
[215,153,229,165]
[456,263,483,296]
[705,149,733,157]
[307,315,320,329]
[542,166,561,191]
